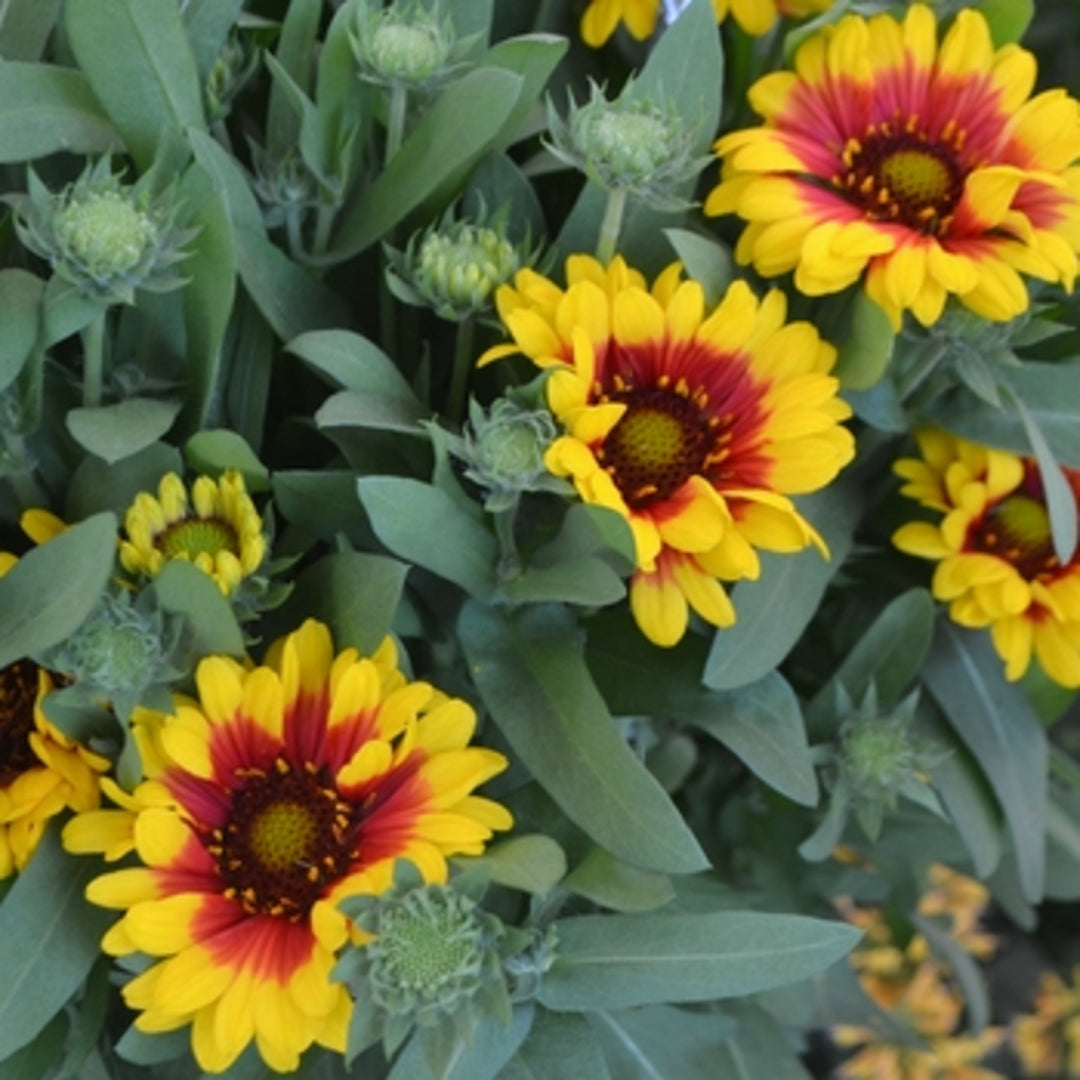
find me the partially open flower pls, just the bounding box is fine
[119,470,266,597]
[13,157,196,306]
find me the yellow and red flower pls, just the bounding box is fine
[707,4,1080,330]
[580,0,832,47]
[480,254,854,646]
[0,554,109,877]
[893,429,1080,687]
[64,619,512,1074]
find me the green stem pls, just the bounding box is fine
[384,83,409,168]
[446,315,476,425]
[595,187,629,266]
[493,499,522,582]
[312,204,336,258]
[81,309,108,408]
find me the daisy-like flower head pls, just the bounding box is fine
[479,254,855,647]
[119,470,266,596]
[0,556,109,877]
[63,618,512,1074]
[580,0,832,48]
[893,429,1080,687]
[707,4,1080,330]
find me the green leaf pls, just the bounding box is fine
[64,0,206,171]
[286,329,421,399]
[693,672,818,808]
[663,229,734,309]
[586,614,815,805]
[912,915,991,1034]
[929,361,1080,468]
[358,477,497,600]
[0,829,115,1059]
[711,1002,814,1080]
[0,0,62,61]
[505,1010,610,1080]
[182,0,245,80]
[975,0,1033,44]
[114,1025,190,1067]
[805,588,936,739]
[1007,384,1077,564]
[65,442,183,521]
[65,399,181,464]
[704,480,861,690]
[590,1006,736,1080]
[274,551,409,657]
[923,620,1047,903]
[0,512,116,667]
[473,834,567,897]
[387,1006,534,1080]
[178,165,238,434]
[563,847,675,913]
[271,470,375,544]
[539,911,861,1010]
[835,291,895,391]
[265,0,321,160]
[0,64,120,162]
[151,560,245,659]
[0,1013,66,1080]
[323,68,524,262]
[183,430,269,491]
[459,603,709,875]
[0,270,44,394]
[187,128,348,341]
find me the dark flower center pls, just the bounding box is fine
[597,384,720,510]
[970,493,1060,581]
[209,756,360,921]
[834,120,966,236]
[0,660,41,787]
[157,518,239,561]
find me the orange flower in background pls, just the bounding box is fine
[893,429,1080,687]
[1012,967,1080,1078]
[65,619,512,1074]
[707,4,1080,330]
[480,254,854,646]
[580,0,832,47]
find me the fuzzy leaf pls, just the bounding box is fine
[460,603,709,875]
[923,620,1047,903]
[539,911,860,1010]
[0,269,44,393]
[0,830,114,1059]
[0,513,116,667]
[65,0,205,170]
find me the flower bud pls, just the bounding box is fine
[546,79,712,210]
[350,1,457,89]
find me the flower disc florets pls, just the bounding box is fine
[547,81,710,210]
[14,158,196,305]
[350,2,459,89]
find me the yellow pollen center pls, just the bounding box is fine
[879,150,951,207]
[834,121,963,235]
[973,493,1059,580]
[598,386,716,510]
[157,518,238,560]
[248,801,317,875]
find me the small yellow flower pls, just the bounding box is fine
[893,429,1080,687]
[1012,967,1080,1078]
[119,470,266,595]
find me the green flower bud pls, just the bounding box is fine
[453,398,571,512]
[13,158,196,306]
[546,79,712,211]
[387,207,538,321]
[205,31,260,123]
[350,1,459,89]
[38,587,185,720]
